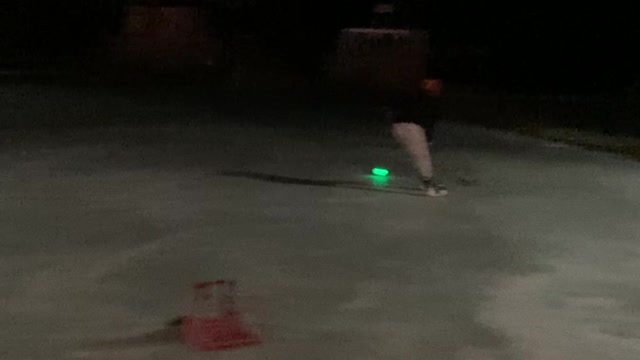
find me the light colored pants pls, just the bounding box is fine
[392,122,433,179]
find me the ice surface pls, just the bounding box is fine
[1,86,640,360]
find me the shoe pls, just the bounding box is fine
[421,178,448,197]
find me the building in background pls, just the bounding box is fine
[329,2,429,94]
[108,0,222,70]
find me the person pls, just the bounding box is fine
[421,78,443,145]
[387,78,447,197]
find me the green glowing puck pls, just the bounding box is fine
[371,168,390,176]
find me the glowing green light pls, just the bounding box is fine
[372,168,389,177]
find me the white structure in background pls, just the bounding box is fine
[330,2,429,92]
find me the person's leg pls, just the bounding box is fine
[424,120,436,145]
[391,122,433,179]
[421,79,443,144]
[423,95,441,145]
[392,122,447,196]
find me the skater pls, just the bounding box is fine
[387,78,447,197]
[421,78,443,145]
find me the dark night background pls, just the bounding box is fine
[1,1,639,135]
[3,1,639,90]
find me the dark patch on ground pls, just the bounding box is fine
[220,171,430,196]
[221,171,479,196]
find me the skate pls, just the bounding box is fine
[421,178,448,197]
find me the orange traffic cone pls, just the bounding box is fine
[181,281,261,351]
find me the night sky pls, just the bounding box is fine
[2,1,638,93]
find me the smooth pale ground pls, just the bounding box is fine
[1,108,640,359]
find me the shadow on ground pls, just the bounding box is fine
[220,171,479,194]
[219,171,429,196]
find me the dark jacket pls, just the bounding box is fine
[387,88,441,136]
